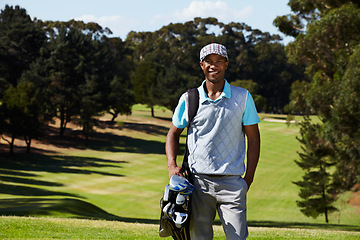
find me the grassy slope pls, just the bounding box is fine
[0,105,359,238]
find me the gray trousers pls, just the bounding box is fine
[189,174,248,240]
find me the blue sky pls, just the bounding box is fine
[3,0,294,44]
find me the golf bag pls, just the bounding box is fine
[159,88,199,240]
[159,175,194,239]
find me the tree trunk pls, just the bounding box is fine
[2,135,14,155]
[325,209,329,223]
[111,113,118,122]
[60,107,66,136]
[322,181,329,223]
[83,122,89,147]
[24,136,31,154]
[151,106,155,118]
[10,133,15,155]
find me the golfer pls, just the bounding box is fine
[166,43,261,239]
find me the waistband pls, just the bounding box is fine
[198,174,242,178]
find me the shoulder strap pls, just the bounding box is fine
[187,88,199,125]
[182,88,199,182]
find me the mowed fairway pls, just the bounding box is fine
[0,105,359,239]
[1,216,360,240]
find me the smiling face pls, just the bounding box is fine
[200,54,228,84]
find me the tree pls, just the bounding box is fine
[0,5,46,88]
[286,80,311,115]
[328,44,360,191]
[77,73,104,141]
[277,2,360,221]
[128,17,298,114]
[154,66,198,112]
[102,37,135,122]
[274,0,360,38]
[0,5,46,152]
[107,76,134,122]
[131,54,160,117]
[39,22,109,137]
[294,118,337,223]
[35,20,135,136]
[2,82,44,154]
[45,26,89,136]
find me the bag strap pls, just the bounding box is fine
[182,88,199,182]
[187,88,199,124]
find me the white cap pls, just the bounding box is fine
[200,43,228,61]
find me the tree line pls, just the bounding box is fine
[0,5,301,154]
[275,0,360,223]
[0,6,135,153]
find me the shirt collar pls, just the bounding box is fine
[198,79,231,103]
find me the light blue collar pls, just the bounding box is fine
[198,79,231,103]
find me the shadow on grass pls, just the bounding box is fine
[0,153,125,199]
[86,133,167,154]
[0,119,183,226]
[1,150,358,231]
[37,124,169,154]
[212,220,360,232]
[0,184,80,197]
[0,154,133,222]
[248,220,360,232]
[154,116,172,122]
[1,197,358,232]
[0,197,159,224]
[96,120,170,136]
[0,153,126,177]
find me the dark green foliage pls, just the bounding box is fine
[2,82,44,153]
[102,37,135,121]
[0,5,46,153]
[0,5,135,152]
[0,5,46,88]
[128,17,299,114]
[107,76,134,122]
[328,44,360,191]
[279,1,360,222]
[274,0,360,37]
[294,119,337,223]
[0,5,302,152]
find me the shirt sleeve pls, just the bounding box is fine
[243,92,261,126]
[172,93,189,129]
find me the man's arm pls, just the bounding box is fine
[165,124,185,179]
[243,123,260,191]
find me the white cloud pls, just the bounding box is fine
[75,14,139,39]
[74,1,255,39]
[152,1,254,25]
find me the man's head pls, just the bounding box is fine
[199,43,228,84]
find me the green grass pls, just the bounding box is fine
[1,216,360,240]
[249,120,302,221]
[0,105,359,239]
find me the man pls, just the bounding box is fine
[166,43,260,239]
